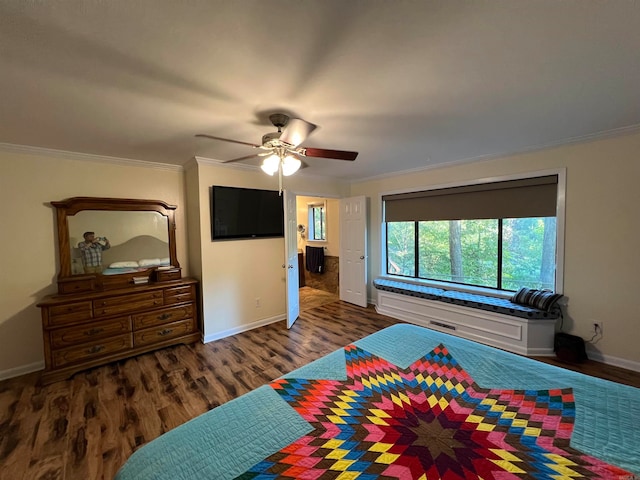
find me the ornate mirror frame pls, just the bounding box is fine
[52,197,180,294]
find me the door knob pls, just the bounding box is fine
[360,256,365,260]
[282,264,286,268]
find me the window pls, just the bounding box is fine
[308,202,326,241]
[386,218,557,290]
[383,174,563,292]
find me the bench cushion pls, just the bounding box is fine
[373,278,444,300]
[374,278,560,320]
[439,289,560,319]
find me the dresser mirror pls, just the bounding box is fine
[53,197,180,293]
[67,210,171,275]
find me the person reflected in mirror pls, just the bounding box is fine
[78,231,110,274]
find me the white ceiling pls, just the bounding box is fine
[1,1,639,180]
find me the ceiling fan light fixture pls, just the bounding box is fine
[282,155,301,176]
[260,154,280,175]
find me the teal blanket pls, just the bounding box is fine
[116,324,640,478]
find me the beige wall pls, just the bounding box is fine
[0,149,188,379]
[184,161,203,282]
[188,160,348,342]
[351,131,640,366]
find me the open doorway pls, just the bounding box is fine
[295,195,340,311]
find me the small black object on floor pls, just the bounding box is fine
[554,332,587,363]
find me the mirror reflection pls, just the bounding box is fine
[68,210,170,275]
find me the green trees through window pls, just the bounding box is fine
[387,217,556,291]
[308,203,326,241]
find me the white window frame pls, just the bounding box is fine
[307,200,327,243]
[379,168,566,297]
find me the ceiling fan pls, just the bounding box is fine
[196,113,358,179]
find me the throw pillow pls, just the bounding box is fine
[511,287,563,312]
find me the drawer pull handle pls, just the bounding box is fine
[158,328,173,336]
[85,328,104,336]
[88,345,105,354]
[158,313,172,320]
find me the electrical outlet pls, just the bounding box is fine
[255,297,261,308]
[593,321,603,335]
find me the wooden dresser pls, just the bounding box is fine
[38,278,199,384]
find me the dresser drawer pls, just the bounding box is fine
[39,278,200,384]
[93,291,163,317]
[58,278,96,295]
[132,304,194,330]
[164,285,195,305]
[133,318,195,347]
[52,334,133,368]
[50,317,132,348]
[48,301,93,326]
[154,268,182,282]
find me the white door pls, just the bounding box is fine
[283,190,300,328]
[339,196,368,307]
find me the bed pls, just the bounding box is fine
[115,324,639,479]
[100,235,171,275]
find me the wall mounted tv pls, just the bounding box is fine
[210,185,284,240]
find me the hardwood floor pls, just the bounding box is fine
[299,286,339,311]
[1,302,639,479]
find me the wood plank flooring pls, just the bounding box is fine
[299,286,340,311]
[1,301,639,479]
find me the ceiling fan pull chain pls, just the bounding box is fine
[278,163,283,195]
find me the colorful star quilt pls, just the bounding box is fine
[238,344,634,479]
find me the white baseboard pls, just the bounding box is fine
[586,345,640,373]
[202,314,286,344]
[0,361,44,382]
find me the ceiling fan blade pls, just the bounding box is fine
[223,153,261,163]
[302,147,358,161]
[279,118,317,147]
[195,134,261,148]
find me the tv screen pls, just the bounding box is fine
[210,186,284,240]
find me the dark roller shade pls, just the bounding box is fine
[383,175,558,222]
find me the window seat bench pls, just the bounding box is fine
[373,278,559,355]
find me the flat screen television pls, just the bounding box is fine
[210,185,284,240]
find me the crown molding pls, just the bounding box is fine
[194,155,257,172]
[351,123,640,184]
[4,121,639,182]
[0,142,184,172]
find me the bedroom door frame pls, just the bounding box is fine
[284,190,300,328]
